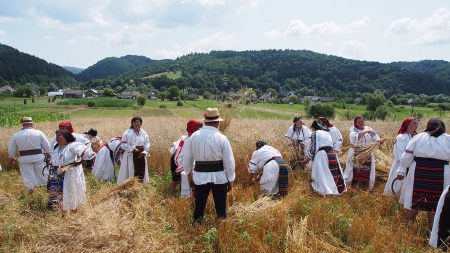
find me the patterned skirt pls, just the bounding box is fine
[411,157,445,212]
[47,167,65,209]
[276,158,289,196]
[352,151,372,189]
[327,152,346,194]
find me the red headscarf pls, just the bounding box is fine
[59,120,74,133]
[186,119,202,136]
[397,117,415,135]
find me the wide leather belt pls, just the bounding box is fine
[19,149,43,156]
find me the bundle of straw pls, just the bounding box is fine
[56,164,75,175]
[346,142,381,166]
[218,88,252,133]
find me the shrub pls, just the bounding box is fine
[136,94,147,107]
[306,103,335,119]
[87,101,96,107]
[159,104,167,108]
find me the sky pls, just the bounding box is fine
[0,0,449,69]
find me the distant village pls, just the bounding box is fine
[0,85,374,104]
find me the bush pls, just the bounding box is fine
[136,94,147,107]
[306,103,335,119]
[177,100,183,106]
[159,104,167,108]
[87,101,96,107]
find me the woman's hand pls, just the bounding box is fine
[302,157,311,165]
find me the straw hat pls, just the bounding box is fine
[203,108,223,123]
[20,117,33,124]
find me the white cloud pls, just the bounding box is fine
[38,17,72,30]
[198,0,225,7]
[104,31,137,47]
[338,39,369,60]
[154,49,184,59]
[65,39,77,45]
[266,17,370,38]
[385,7,450,46]
[237,0,262,13]
[0,16,20,22]
[186,32,237,52]
[42,35,54,41]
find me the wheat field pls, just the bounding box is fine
[0,113,444,252]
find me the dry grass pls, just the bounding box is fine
[0,115,443,252]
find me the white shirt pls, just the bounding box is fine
[398,132,450,175]
[349,126,380,147]
[307,130,333,160]
[183,126,235,184]
[328,126,343,151]
[285,125,312,145]
[248,145,282,174]
[8,127,51,163]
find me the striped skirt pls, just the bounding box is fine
[47,167,65,209]
[327,152,346,194]
[276,158,289,196]
[411,157,446,212]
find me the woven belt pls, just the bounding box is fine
[264,156,281,166]
[318,146,333,153]
[194,160,224,172]
[19,149,43,156]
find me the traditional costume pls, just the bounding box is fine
[285,123,312,169]
[308,125,346,195]
[8,117,51,190]
[92,137,123,181]
[248,143,289,196]
[47,132,96,210]
[117,126,150,184]
[344,126,380,190]
[430,185,450,250]
[383,133,413,196]
[183,108,235,222]
[170,135,191,197]
[397,131,450,212]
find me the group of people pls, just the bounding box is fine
[7,110,450,250]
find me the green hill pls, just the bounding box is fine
[0,43,78,88]
[63,66,84,74]
[389,60,450,82]
[119,50,450,97]
[77,55,155,82]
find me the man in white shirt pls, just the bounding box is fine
[8,117,51,191]
[184,108,236,222]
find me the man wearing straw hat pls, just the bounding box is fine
[8,117,51,191]
[183,108,236,222]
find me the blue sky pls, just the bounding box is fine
[0,0,449,69]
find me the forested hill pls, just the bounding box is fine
[63,66,84,74]
[0,43,78,87]
[77,55,155,82]
[120,50,450,97]
[389,60,450,83]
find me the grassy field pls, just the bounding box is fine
[142,70,182,80]
[0,97,447,252]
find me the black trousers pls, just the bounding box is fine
[193,183,227,222]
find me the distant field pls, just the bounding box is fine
[141,70,182,80]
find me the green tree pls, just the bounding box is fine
[306,103,335,119]
[366,93,386,111]
[102,88,115,97]
[389,95,399,105]
[136,94,147,107]
[202,91,211,99]
[39,86,48,96]
[13,86,33,97]
[167,86,180,100]
[288,96,299,104]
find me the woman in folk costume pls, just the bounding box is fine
[168,119,202,198]
[47,130,97,210]
[92,137,123,181]
[430,185,450,251]
[397,118,450,230]
[285,116,312,170]
[248,141,289,196]
[302,120,346,195]
[317,117,343,154]
[49,121,91,148]
[344,116,384,190]
[383,117,418,197]
[82,128,103,170]
[117,116,150,184]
